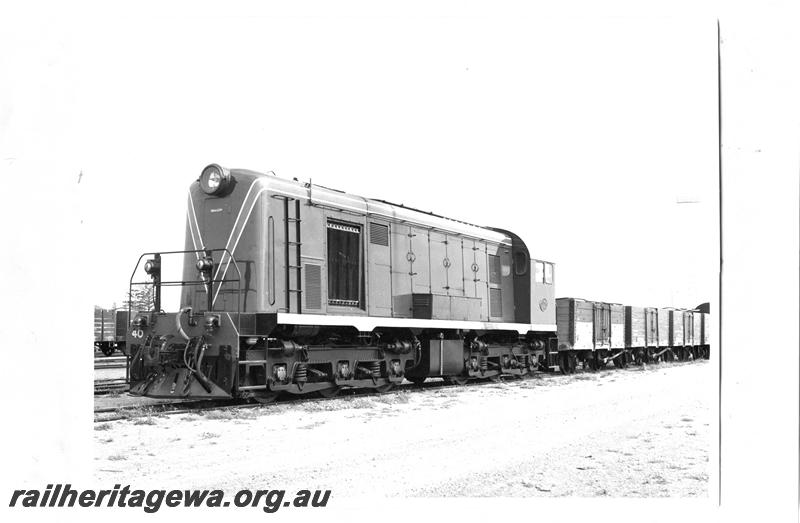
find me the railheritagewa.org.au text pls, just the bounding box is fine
[9,484,331,513]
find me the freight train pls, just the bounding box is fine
[124,164,709,402]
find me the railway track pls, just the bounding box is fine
[94,377,457,422]
[94,378,129,395]
[94,359,705,422]
[94,356,127,370]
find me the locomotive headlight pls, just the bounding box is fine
[196,256,214,282]
[199,164,231,195]
[143,258,160,277]
[196,257,213,272]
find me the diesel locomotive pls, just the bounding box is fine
[125,165,558,402]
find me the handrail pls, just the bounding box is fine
[127,248,244,335]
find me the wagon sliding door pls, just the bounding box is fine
[593,303,611,350]
[645,308,658,346]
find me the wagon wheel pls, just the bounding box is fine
[318,386,341,398]
[559,353,569,375]
[252,391,280,404]
[568,353,578,374]
[594,353,605,370]
[375,383,394,393]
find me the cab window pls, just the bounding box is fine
[513,251,528,275]
[544,262,553,284]
[534,261,545,283]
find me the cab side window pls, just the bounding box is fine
[534,261,545,283]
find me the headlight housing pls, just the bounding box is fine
[199,164,231,195]
[143,258,160,277]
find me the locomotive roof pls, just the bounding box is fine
[226,168,512,245]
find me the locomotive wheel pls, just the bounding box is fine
[253,392,280,404]
[447,376,469,386]
[101,347,115,357]
[318,386,341,398]
[375,383,394,393]
[407,376,426,386]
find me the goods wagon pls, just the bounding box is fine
[624,306,646,364]
[125,165,558,401]
[94,307,127,356]
[556,298,628,372]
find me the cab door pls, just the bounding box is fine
[445,234,465,296]
[390,224,413,317]
[410,226,431,294]
[429,231,448,295]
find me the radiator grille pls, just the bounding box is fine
[490,288,502,317]
[489,254,501,284]
[304,264,322,309]
[369,222,389,246]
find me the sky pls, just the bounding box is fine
[2,11,717,310]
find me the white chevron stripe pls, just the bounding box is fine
[212,183,270,306]
[210,179,260,284]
